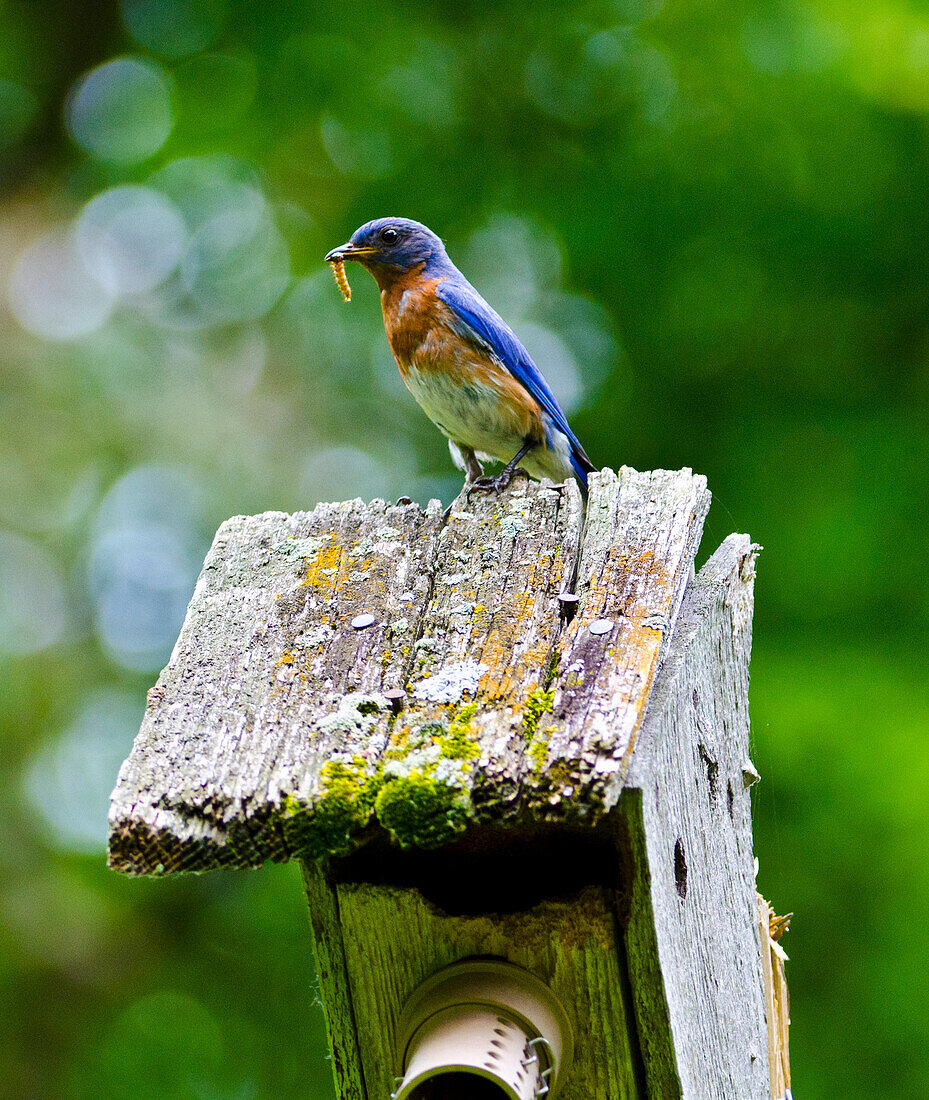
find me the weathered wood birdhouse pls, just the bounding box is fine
[109,468,791,1100]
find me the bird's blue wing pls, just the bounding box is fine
[436,279,594,481]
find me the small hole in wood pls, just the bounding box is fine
[493,1028,507,1037]
[674,838,688,900]
[727,780,735,820]
[490,1039,503,1048]
[699,743,719,804]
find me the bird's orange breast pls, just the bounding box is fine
[380,270,448,371]
[380,271,545,445]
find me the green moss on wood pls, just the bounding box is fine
[523,687,554,740]
[295,757,384,859]
[442,702,480,760]
[373,773,470,848]
[288,705,481,858]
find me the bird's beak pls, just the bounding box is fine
[324,243,378,263]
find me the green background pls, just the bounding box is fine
[1,0,926,1096]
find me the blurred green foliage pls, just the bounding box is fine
[0,0,926,1096]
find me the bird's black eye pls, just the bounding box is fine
[381,227,399,245]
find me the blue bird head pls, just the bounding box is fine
[325,218,452,284]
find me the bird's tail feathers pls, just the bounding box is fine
[571,447,596,498]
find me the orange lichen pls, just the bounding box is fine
[329,258,351,301]
[301,541,344,590]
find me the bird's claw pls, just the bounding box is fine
[466,466,529,497]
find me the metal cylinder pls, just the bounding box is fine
[393,960,572,1100]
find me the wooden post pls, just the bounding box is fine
[109,468,789,1100]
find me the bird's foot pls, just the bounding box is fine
[467,466,530,497]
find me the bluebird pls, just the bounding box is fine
[325,218,595,499]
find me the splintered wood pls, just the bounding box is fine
[759,894,792,1100]
[329,258,351,301]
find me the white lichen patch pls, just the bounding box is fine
[272,536,326,559]
[412,660,488,703]
[382,745,469,790]
[440,573,468,585]
[414,635,437,652]
[448,602,476,616]
[389,618,410,635]
[295,625,334,648]
[354,526,405,557]
[348,570,369,583]
[432,757,470,786]
[383,744,442,776]
[499,512,527,538]
[315,692,390,737]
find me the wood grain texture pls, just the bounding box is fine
[335,882,642,1100]
[301,861,367,1100]
[619,534,769,1100]
[109,468,708,875]
[524,468,709,818]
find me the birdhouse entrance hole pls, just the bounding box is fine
[332,825,619,918]
[406,1076,508,1100]
[392,961,571,1100]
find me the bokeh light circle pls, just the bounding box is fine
[0,530,68,655]
[76,185,186,296]
[24,690,142,853]
[88,465,208,671]
[67,57,174,164]
[8,228,115,340]
[120,0,225,58]
[180,186,290,321]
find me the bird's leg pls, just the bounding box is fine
[467,441,533,497]
[460,445,485,486]
[444,444,486,518]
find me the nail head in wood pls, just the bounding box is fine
[383,689,406,713]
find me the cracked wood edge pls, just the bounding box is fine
[523,468,710,819]
[618,534,769,1100]
[108,467,709,875]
